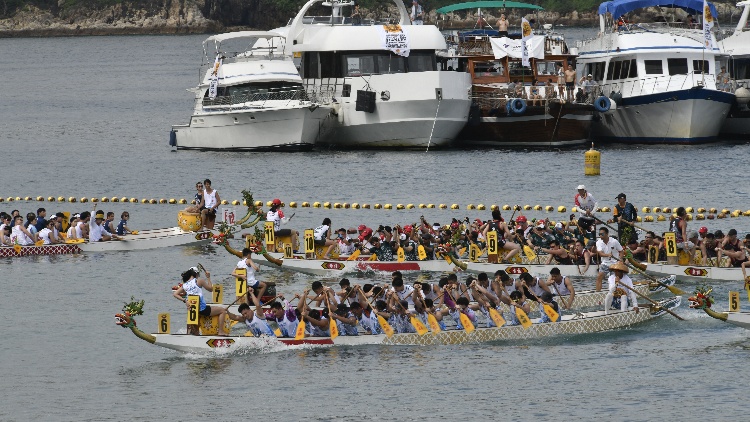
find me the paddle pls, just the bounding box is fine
[294,290,309,340]
[390,292,428,335]
[621,250,685,295]
[550,279,570,311]
[443,286,475,333]
[521,281,559,323]
[323,292,339,340]
[365,293,394,337]
[616,281,684,321]
[468,281,506,327]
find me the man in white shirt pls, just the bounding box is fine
[595,226,623,291]
[38,219,61,244]
[89,208,114,242]
[604,262,638,314]
[410,0,424,25]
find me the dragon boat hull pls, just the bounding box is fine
[77,227,212,252]
[0,243,82,257]
[253,252,457,276]
[643,263,746,283]
[124,297,681,354]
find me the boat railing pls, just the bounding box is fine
[596,73,717,99]
[303,78,351,104]
[202,88,310,109]
[471,87,564,110]
[578,22,707,48]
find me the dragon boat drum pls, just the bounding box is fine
[177,211,202,231]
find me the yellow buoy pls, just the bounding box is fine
[92,198,99,203]
[418,204,426,209]
[101,197,109,203]
[686,214,693,221]
[657,215,666,221]
[502,205,511,211]
[523,205,531,211]
[110,197,119,202]
[150,199,158,204]
[301,202,310,207]
[140,198,147,204]
[343,203,351,209]
[266,201,273,207]
[323,202,331,209]
[663,207,672,213]
[160,199,167,204]
[169,199,177,204]
[36,196,44,201]
[80,197,88,203]
[636,216,642,222]
[179,199,187,204]
[545,206,553,212]
[362,203,371,209]
[697,207,706,213]
[351,203,360,209]
[731,211,740,218]
[231,200,239,206]
[696,214,705,220]
[533,205,541,211]
[439,204,447,209]
[451,204,459,210]
[313,202,321,208]
[709,208,717,214]
[254,201,262,207]
[374,204,382,209]
[722,208,730,215]
[653,207,661,213]
[384,204,393,210]
[558,206,566,212]
[686,206,694,213]
[584,143,601,176]
[717,213,726,219]
[427,204,435,209]
[477,204,486,210]
[68,197,76,203]
[406,204,415,209]
[396,204,405,210]
[58,196,65,202]
[601,206,611,212]
[288,201,297,208]
[571,207,577,213]
[641,207,651,213]
[467,204,475,210]
[15,197,21,201]
[645,216,653,222]
[47,197,55,202]
[333,203,342,209]
[0,198,5,203]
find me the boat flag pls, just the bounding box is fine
[521,17,533,67]
[208,54,223,99]
[702,0,715,49]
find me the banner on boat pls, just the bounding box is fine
[521,17,534,67]
[490,36,545,61]
[208,54,223,99]
[702,0,714,49]
[377,24,410,57]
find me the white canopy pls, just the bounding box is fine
[490,36,546,60]
[203,31,285,45]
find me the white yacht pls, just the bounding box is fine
[576,0,734,143]
[719,0,750,137]
[170,31,332,151]
[277,0,472,149]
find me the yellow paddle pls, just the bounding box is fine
[392,296,428,335]
[294,290,308,340]
[346,249,361,261]
[364,289,394,337]
[514,305,532,329]
[324,294,339,340]
[523,283,559,322]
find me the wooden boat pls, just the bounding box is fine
[689,285,750,329]
[77,227,212,252]
[115,296,681,354]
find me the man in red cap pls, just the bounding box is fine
[266,198,298,252]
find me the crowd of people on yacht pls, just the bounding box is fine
[0,206,135,246]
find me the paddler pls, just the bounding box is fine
[595,226,623,291]
[546,267,575,310]
[519,272,550,300]
[507,291,531,326]
[604,262,638,314]
[267,198,298,253]
[483,209,521,263]
[232,247,267,305]
[227,289,275,337]
[267,296,302,338]
[537,240,574,265]
[537,292,561,323]
[173,266,229,336]
[611,193,638,245]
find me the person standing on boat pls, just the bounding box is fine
[410,0,424,25]
[604,262,638,314]
[173,267,229,336]
[267,198,298,253]
[497,14,509,37]
[564,64,577,102]
[611,193,638,245]
[34,208,48,232]
[574,184,597,234]
[669,207,695,264]
[89,208,114,242]
[595,226,623,291]
[233,247,267,305]
[201,178,220,230]
[351,3,362,25]
[556,63,566,98]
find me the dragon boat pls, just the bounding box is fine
[115,296,682,354]
[689,285,750,330]
[643,262,747,284]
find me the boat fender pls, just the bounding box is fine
[508,98,526,116]
[593,96,611,112]
[169,130,176,147]
[332,103,344,124]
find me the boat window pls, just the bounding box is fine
[205,82,304,100]
[377,54,407,74]
[408,52,436,72]
[612,61,622,80]
[730,58,750,79]
[344,54,375,76]
[320,52,338,78]
[620,60,630,79]
[692,60,709,74]
[644,60,663,75]
[628,59,638,78]
[535,61,557,76]
[667,58,688,75]
[303,52,320,79]
[607,62,615,81]
[509,61,533,78]
[474,60,505,77]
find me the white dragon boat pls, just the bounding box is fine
[643,262,747,283]
[115,296,681,353]
[689,285,750,329]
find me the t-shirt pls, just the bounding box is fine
[369,242,394,261]
[267,209,285,232]
[596,237,622,266]
[35,217,48,232]
[116,219,128,236]
[39,228,53,244]
[314,224,329,241]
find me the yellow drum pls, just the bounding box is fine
[177,211,202,232]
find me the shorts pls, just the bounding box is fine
[199,305,212,317]
[275,229,291,237]
[246,278,259,289]
[314,238,326,246]
[205,209,216,218]
[565,81,574,89]
[599,262,611,274]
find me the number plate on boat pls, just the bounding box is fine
[321,262,345,270]
[195,231,212,240]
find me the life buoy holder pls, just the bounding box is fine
[506,98,527,116]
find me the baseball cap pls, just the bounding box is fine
[577,185,586,190]
[400,233,407,241]
[432,223,441,230]
[555,222,563,229]
[271,198,282,206]
[699,226,708,234]
[615,193,626,200]
[358,224,367,231]
[517,215,527,223]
